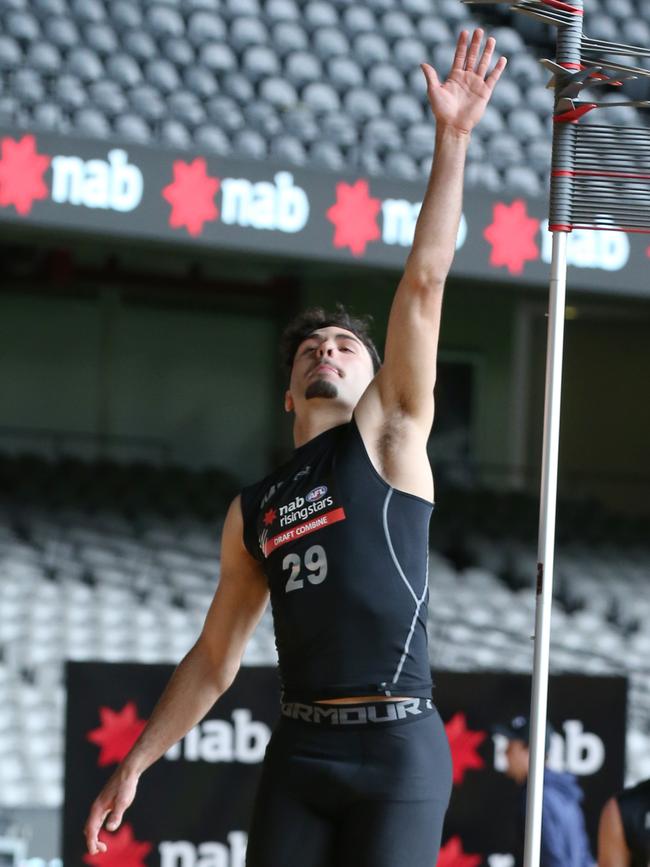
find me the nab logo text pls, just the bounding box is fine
[51,149,143,212]
[165,710,270,764]
[159,832,246,867]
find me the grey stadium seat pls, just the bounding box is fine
[109,2,143,31]
[147,5,185,38]
[271,21,309,55]
[341,6,376,36]
[507,108,545,143]
[6,10,40,41]
[507,53,544,88]
[160,119,192,149]
[222,0,263,20]
[130,85,167,122]
[353,32,391,67]
[199,42,237,72]
[587,13,619,42]
[232,128,267,159]
[44,17,79,49]
[504,165,542,197]
[241,45,281,80]
[66,47,104,82]
[403,0,434,12]
[54,75,86,110]
[243,100,282,135]
[25,42,61,75]
[163,38,195,66]
[230,16,270,51]
[84,23,119,56]
[302,81,341,113]
[465,160,501,191]
[309,139,345,171]
[486,132,524,169]
[405,121,435,159]
[12,69,44,106]
[419,18,452,48]
[194,124,232,156]
[487,77,522,113]
[32,0,66,15]
[368,63,406,96]
[167,91,206,126]
[361,116,402,150]
[357,147,383,176]
[312,26,350,59]
[205,95,244,131]
[31,101,66,131]
[284,51,323,87]
[380,10,415,39]
[221,71,255,102]
[327,56,364,92]
[386,92,424,127]
[0,36,21,70]
[320,111,357,145]
[259,76,298,109]
[145,59,182,93]
[264,0,301,23]
[526,84,554,117]
[342,87,383,122]
[73,107,111,138]
[303,1,339,31]
[384,151,419,180]
[106,54,143,88]
[70,0,105,23]
[392,37,428,74]
[184,66,218,98]
[89,80,128,116]
[122,32,157,62]
[186,11,227,44]
[113,114,152,144]
[489,27,525,55]
[269,133,307,164]
[527,138,552,173]
[282,107,319,142]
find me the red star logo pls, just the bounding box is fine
[263,508,277,527]
[437,836,482,867]
[483,199,540,275]
[646,245,650,258]
[0,134,51,216]
[83,823,151,867]
[87,702,147,767]
[326,179,381,257]
[162,158,220,236]
[444,712,486,786]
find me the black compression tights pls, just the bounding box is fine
[245,703,452,867]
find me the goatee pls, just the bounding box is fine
[305,379,338,400]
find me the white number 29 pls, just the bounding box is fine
[283,545,328,593]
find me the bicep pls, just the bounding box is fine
[378,270,443,426]
[198,496,269,675]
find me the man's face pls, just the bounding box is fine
[285,326,376,415]
[505,739,530,784]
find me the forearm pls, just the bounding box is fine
[406,125,470,284]
[120,640,235,777]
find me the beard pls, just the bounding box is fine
[305,378,338,400]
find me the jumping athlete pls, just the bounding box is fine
[84,29,507,866]
[598,778,650,867]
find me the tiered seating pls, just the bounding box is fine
[1,0,648,195]
[1,453,649,807]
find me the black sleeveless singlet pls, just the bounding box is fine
[240,415,434,703]
[617,779,650,867]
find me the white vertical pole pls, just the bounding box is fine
[523,230,568,867]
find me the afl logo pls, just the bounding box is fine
[306,485,328,502]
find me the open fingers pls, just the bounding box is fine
[464,28,484,71]
[451,29,469,72]
[486,55,508,91]
[476,35,496,78]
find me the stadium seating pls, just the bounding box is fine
[1,0,648,192]
[1,451,650,808]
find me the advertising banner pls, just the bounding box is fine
[1,128,649,297]
[63,663,626,866]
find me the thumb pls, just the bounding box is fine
[420,63,440,90]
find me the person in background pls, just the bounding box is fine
[495,714,593,867]
[598,778,650,867]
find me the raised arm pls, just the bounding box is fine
[372,29,506,433]
[84,495,269,855]
[598,797,630,867]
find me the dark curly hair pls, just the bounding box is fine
[279,304,382,379]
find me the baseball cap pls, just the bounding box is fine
[493,715,555,752]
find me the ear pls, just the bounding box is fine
[284,389,294,413]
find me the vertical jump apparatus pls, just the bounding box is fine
[461,0,650,863]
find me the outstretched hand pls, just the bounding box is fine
[421,29,507,135]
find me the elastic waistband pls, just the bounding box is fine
[280,697,435,728]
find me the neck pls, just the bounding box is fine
[292,405,353,448]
